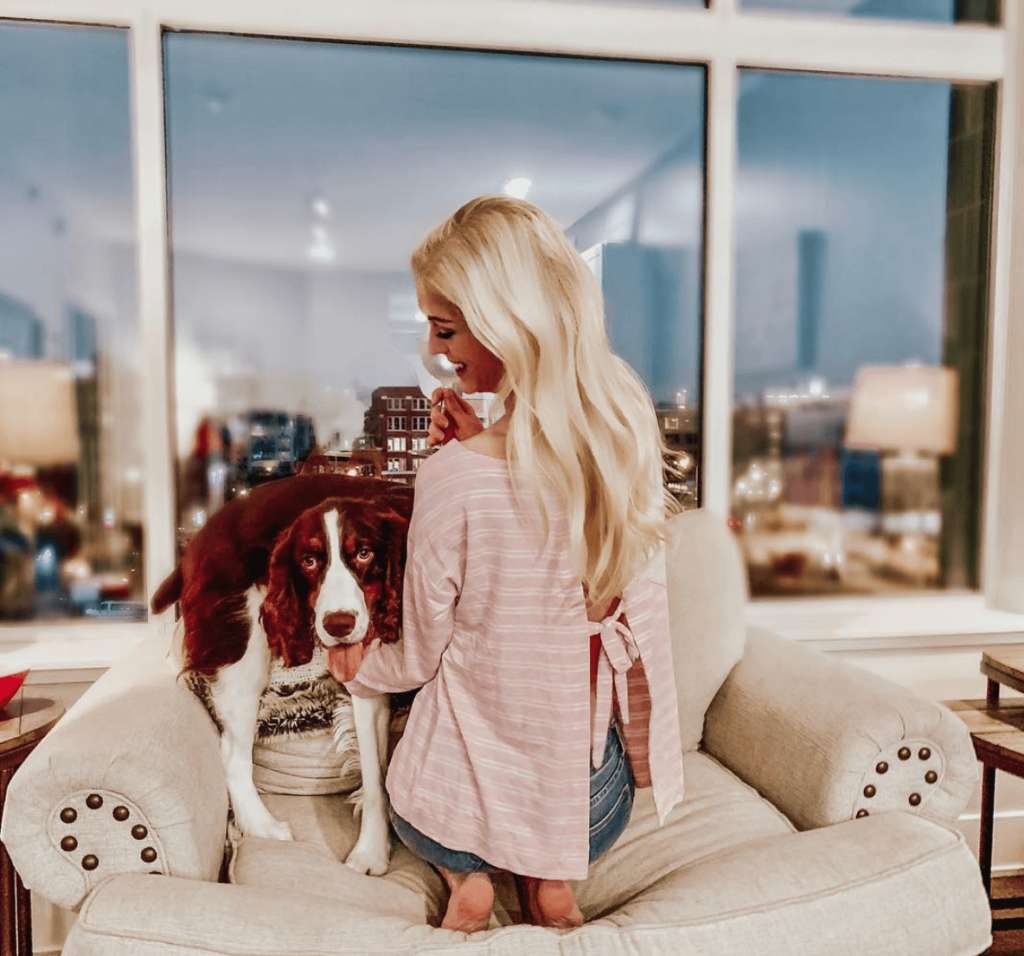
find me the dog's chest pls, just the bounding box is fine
[258,644,338,739]
[186,646,348,743]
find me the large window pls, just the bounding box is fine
[732,71,993,596]
[0,2,1013,644]
[164,33,705,545]
[0,22,142,622]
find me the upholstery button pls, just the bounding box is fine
[131,824,148,840]
[898,747,911,761]
[113,806,130,821]
[60,807,77,824]
[856,809,869,818]
[876,761,889,774]
[60,836,77,852]
[86,794,103,810]
[925,770,938,784]
[909,792,921,807]
[82,854,99,871]
[919,747,931,760]
[863,784,876,798]
[141,847,158,864]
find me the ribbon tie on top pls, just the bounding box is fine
[589,612,640,769]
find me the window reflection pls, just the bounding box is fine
[0,22,142,621]
[732,71,993,595]
[165,34,705,547]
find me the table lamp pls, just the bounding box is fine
[0,357,81,614]
[0,358,81,469]
[844,363,958,583]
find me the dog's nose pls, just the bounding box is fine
[323,611,357,639]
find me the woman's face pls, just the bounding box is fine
[419,287,505,394]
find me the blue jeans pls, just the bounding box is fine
[388,723,635,875]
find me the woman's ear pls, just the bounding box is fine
[260,525,314,667]
[373,508,410,645]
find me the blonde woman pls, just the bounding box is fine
[339,195,686,933]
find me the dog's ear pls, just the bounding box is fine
[372,507,410,645]
[260,524,315,667]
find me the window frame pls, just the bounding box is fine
[1,0,1020,657]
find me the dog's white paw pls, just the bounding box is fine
[345,834,391,876]
[235,808,294,842]
[263,817,294,842]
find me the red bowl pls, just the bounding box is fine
[0,670,30,711]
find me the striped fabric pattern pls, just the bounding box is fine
[344,439,684,880]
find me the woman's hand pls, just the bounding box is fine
[428,388,485,447]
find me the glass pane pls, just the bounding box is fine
[0,22,143,622]
[164,34,705,547]
[733,70,993,596]
[740,0,999,25]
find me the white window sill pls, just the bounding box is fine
[3,592,1024,677]
[0,620,157,683]
[747,591,1024,652]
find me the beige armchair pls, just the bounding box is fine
[1,510,992,955]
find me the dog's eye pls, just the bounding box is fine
[356,547,374,561]
[301,554,320,570]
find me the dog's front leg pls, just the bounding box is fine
[345,693,392,875]
[210,594,292,842]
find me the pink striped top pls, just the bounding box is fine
[343,438,684,879]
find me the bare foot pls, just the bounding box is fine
[517,876,584,928]
[437,867,494,933]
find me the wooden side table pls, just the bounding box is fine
[0,689,64,956]
[946,646,1024,933]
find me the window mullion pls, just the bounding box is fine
[701,51,737,517]
[131,9,177,630]
[985,3,1024,613]
[3,1,1005,82]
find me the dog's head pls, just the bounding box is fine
[259,495,410,673]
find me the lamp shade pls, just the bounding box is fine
[844,364,958,455]
[0,359,80,466]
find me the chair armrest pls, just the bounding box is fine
[1,637,228,910]
[702,627,978,830]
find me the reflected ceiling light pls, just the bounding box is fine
[503,177,532,199]
[204,90,228,115]
[311,195,332,219]
[308,237,336,263]
[308,223,336,263]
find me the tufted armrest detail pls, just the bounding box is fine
[701,627,978,830]
[0,637,228,910]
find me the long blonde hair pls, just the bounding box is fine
[411,195,684,607]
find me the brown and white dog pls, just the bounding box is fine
[151,474,413,875]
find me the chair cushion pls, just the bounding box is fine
[62,810,989,955]
[663,510,748,751]
[230,749,795,927]
[228,791,446,927]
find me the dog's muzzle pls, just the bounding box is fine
[322,611,368,683]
